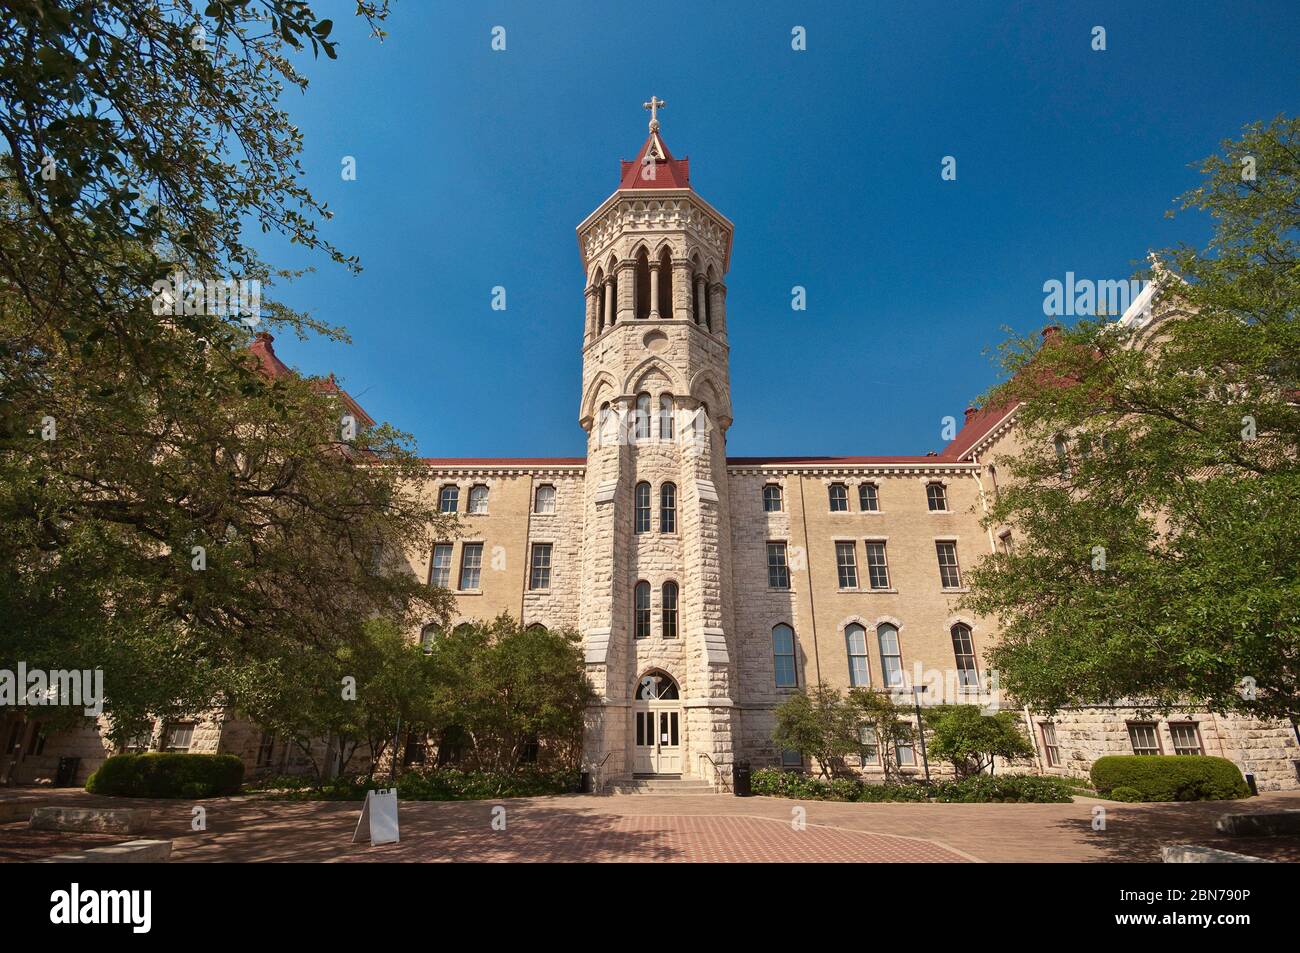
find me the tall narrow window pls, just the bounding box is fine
[878,623,904,688]
[926,483,948,512]
[858,483,879,512]
[865,541,890,590]
[1054,436,1072,479]
[660,482,677,534]
[895,725,916,766]
[529,543,552,591]
[846,623,870,687]
[835,541,859,589]
[534,484,556,514]
[659,395,674,439]
[772,624,797,688]
[828,483,849,512]
[635,393,651,440]
[468,484,489,514]
[1127,722,1161,755]
[439,485,459,514]
[858,726,880,763]
[634,481,651,533]
[458,542,483,590]
[767,542,790,589]
[428,543,453,588]
[762,484,783,512]
[662,582,678,638]
[1040,722,1061,766]
[950,623,978,687]
[634,581,651,639]
[936,541,962,589]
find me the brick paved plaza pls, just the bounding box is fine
[3,789,1299,863]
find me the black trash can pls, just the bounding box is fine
[732,761,752,797]
[55,756,80,787]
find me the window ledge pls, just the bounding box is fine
[457,589,483,596]
[941,587,970,594]
[867,587,899,594]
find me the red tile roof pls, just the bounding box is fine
[421,457,586,468]
[619,130,691,190]
[248,332,375,428]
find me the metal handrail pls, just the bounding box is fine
[590,750,615,794]
[697,752,730,793]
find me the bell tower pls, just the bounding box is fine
[576,99,738,783]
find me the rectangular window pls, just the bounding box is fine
[926,483,948,511]
[529,543,552,591]
[459,542,483,590]
[895,724,916,767]
[429,544,453,588]
[858,483,879,512]
[1128,722,1161,756]
[858,726,880,763]
[835,541,859,589]
[439,485,459,513]
[865,541,890,589]
[773,625,798,688]
[1169,722,1203,756]
[763,484,783,512]
[828,483,849,512]
[936,541,962,589]
[534,484,556,514]
[951,625,979,688]
[767,542,790,590]
[1041,722,1061,767]
[256,731,276,768]
[781,748,803,769]
[165,723,196,753]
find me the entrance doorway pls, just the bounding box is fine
[633,671,681,776]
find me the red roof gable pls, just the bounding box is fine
[619,130,691,190]
[248,332,375,428]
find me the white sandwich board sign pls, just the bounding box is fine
[352,788,400,846]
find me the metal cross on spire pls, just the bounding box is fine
[643,95,666,132]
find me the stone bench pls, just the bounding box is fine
[38,839,172,864]
[1161,844,1272,863]
[0,798,44,823]
[1214,810,1300,837]
[29,805,152,835]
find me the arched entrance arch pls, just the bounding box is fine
[633,670,681,775]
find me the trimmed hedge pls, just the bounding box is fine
[931,774,1075,803]
[248,768,577,801]
[86,753,244,799]
[750,768,929,802]
[1089,755,1250,802]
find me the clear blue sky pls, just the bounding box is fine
[255,0,1299,458]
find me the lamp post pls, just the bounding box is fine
[912,686,931,785]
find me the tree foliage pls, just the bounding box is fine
[921,705,1035,778]
[967,114,1300,720]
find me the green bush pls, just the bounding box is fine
[1089,755,1250,802]
[1109,786,1144,802]
[85,753,244,799]
[248,768,577,801]
[931,774,1075,803]
[749,768,928,802]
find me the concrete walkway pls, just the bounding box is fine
[3,787,1298,863]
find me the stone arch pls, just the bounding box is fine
[580,370,619,423]
[687,367,732,422]
[633,245,652,319]
[624,354,686,397]
[634,668,680,700]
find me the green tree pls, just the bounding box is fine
[966,114,1300,721]
[847,688,917,783]
[772,683,862,778]
[922,705,1035,778]
[424,616,594,774]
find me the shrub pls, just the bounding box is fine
[1109,786,1144,802]
[85,753,244,799]
[1089,755,1250,802]
[750,768,928,802]
[931,774,1075,803]
[248,768,577,801]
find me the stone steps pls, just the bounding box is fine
[604,777,719,795]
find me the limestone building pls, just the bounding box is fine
[5,106,1296,792]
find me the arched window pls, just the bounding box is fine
[662,582,678,638]
[420,624,442,655]
[951,623,978,687]
[635,392,651,440]
[763,484,783,512]
[438,485,459,514]
[526,622,548,633]
[1054,436,1072,479]
[634,247,651,319]
[636,670,680,700]
[634,581,651,639]
[828,483,848,512]
[926,483,948,512]
[877,623,904,688]
[468,484,489,514]
[772,624,797,688]
[703,266,714,330]
[607,258,618,326]
[634,482,651,533]
[845,623,869,687]
[658,394,674,439]
[660,482,677,534]
[594,268,605,334]
[858,482,879,512]
[452,622,474,636]
[534,484,556,514]
[690,256,703,325]
[657,247,673,319]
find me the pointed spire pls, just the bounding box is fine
[620,97,690,190]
